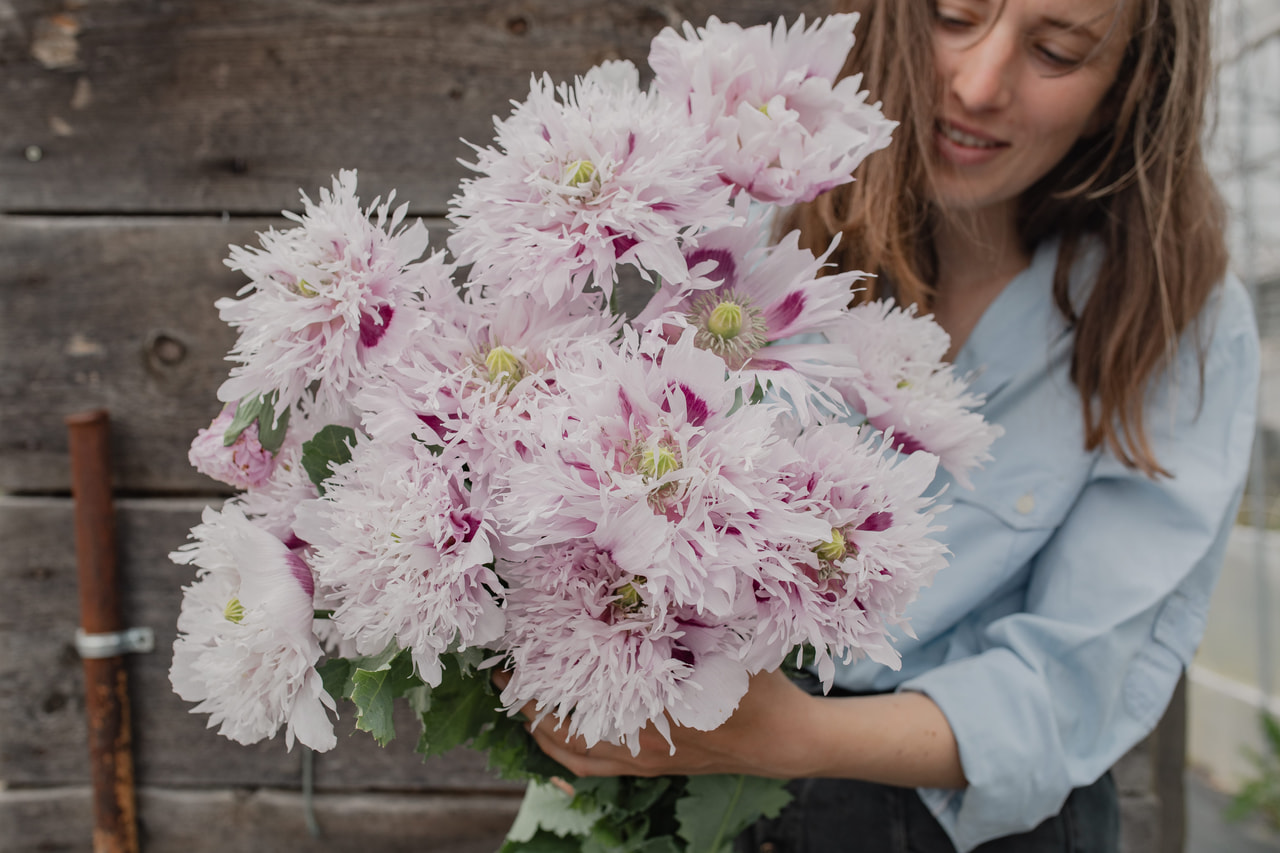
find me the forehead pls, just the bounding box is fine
[979,0,1133,35]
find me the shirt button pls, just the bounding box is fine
[1015,492,1035,514]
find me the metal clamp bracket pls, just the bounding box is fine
[74,627,155,659]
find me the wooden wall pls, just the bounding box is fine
[0,1,1182,851]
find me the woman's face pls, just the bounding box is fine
[928,0,1132,215]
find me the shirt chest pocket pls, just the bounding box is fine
[943,467,1083,574]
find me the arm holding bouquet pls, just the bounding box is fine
[518,242,1257,846]
[513,667,965,788]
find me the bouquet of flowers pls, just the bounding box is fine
[170,13,1000,853]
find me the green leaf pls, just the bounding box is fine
[571,777,620,811]
[349,643,403,673]
[778,643,819,681]
[675,775,791,853]
[317,657,355,703]
[452,644,489,674]
[507,781,602,843]
[748,378,767,405]
[223,392,291,453]
[349,648,421,746]
[255,403,291,453]
[498,829,584,853]
[223,394,268,445]
[632,839,681,853]
[620,777,673,814]
[1263,711,1280,756]
[404,684,432,716]
[301,425,358,493]
[414,652,571,782]
[416,668,502,757]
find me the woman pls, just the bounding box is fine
[521,0,1260,849]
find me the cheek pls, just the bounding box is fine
[1025,89,1110,165]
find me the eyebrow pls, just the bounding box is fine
[1036,13,1110,42]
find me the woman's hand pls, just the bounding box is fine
[493,667,967,789]
[495,668,822,780]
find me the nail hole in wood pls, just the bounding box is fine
[148,333,187,366]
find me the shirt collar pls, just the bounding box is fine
[950,236,1072,402]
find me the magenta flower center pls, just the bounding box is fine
[359,303,395,349]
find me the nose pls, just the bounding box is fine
[943,28,1017,113]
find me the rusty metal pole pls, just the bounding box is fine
[66,410,140,853]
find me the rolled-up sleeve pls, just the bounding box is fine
[901,279,1260,851]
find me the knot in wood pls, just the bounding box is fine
[147,332,187,367]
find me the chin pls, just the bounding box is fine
[929,178,1018,217]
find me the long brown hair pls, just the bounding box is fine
[785,0,1228,477]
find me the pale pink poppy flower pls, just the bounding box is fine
[650,14,895,205]
[169,504,335,751]
[826,300,1003,488]
[448,60,734,306]
[218,170,441,419]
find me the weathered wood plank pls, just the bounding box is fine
[0,786,522,853]
[1,0,823,215]
[1118,792,1161,853]
[0,214,655,494]
[0,215,423,493]
[1151,675,1187,853]
[1112,734,1153,796]
[0,496,522,792]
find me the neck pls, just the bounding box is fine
[932,199,1029,293]
[929,199,1033,360]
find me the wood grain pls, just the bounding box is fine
[0,0,824,215]
[0,495,523,793]
[1,215,414,493]
[0,215,654,493]
[0,786,522,853]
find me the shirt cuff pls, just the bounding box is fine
[899,648,1074,852]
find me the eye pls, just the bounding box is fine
[936,12,972,30]
[1033,42,1082,70]
[933,2,981,32]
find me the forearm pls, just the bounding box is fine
[798,690,966,789]
[517,669,967,790]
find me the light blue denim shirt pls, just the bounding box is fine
[828,237,1260,850]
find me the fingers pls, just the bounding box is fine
[490,669,542,724]
[525,717,664,778]
[491,668,707,777]
[490,669,621,775]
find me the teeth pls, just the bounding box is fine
[940,123,999,149]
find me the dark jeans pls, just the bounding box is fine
[734,772,1119,853]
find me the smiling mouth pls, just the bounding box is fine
[937,121,1004,149]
